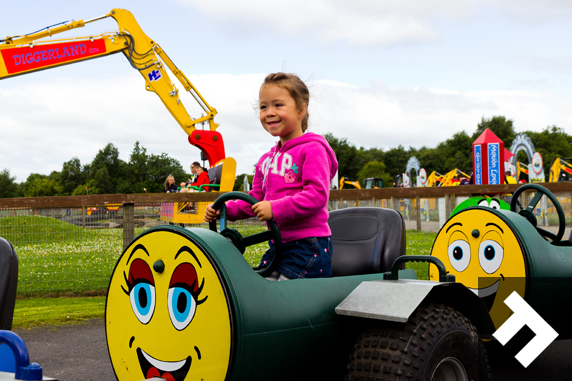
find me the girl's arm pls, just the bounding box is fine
[270,144,332,222]
[225,157,266,221]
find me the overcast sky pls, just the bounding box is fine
[2,0,572,183]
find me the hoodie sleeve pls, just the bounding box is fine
[225,156,266,221]
[270,142,332,222]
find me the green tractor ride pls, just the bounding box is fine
[2,183,571,381]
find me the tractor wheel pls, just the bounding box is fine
[345,303,491,381]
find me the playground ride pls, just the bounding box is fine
[0,9,237,224]
[549,158,572,182]
[103,191,496,381]
[5,184,570,380]
[431,183,572,337]
[426,169,470,187]
[364,177,383,189]
[516,161,529,183]
[339,177,361,190]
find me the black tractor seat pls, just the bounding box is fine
[328,207,406,277]
[0,237,18,330]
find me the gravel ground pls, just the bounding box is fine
[12,318,572,381]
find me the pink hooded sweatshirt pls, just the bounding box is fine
[225,132,338,243]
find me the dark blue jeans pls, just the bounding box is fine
[259,236,332,279]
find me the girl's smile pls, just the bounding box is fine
[259,85,306,144]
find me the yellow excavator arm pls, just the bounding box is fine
[0,9,225,166]
[339,177,361,190]
[549,158,572,182]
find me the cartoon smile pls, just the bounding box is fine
[106,228,233,381]
[137,347,192,381]
[468,279,500,310]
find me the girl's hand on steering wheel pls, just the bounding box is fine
[252,201,274,221]
[204,203,220,222]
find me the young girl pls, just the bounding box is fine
[205,72,338,280]
[164,175,177,193]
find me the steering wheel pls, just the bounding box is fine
[510,183,565,242]
[209,191,282,277]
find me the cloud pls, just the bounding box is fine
[485,0,572,24]
[2,72,571,182]
[171,0,480,46]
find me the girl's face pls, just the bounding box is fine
[168,177,174,185]
[259,85,306,144]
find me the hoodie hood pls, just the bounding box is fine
[272,132,338,180]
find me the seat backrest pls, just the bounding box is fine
[0,237,18,330]
[207,165,222,192]
[329,207,406,277]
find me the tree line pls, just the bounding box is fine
[2,115,571,198]
[325,116,572,187]
[0,142,192,198]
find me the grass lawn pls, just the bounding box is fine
[13,296,106,329]
[7,216,438,328]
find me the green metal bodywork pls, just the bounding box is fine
[458,207,572,338]
[164,225,413,380]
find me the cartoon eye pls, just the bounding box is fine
[489,199,500,210]
[168,262,205,330]
[478,240,504,274]
[448,240,471,272]
[478,199,489,207]
[168,287,197,331]
[130,282,156,324]
[125,258,156,324]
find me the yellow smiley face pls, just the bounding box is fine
[106,228,232,381]
[430,208,527,329]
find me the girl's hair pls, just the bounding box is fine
[164,175,174,191]
[262,72,310,132]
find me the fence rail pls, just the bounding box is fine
[2,183,572,295]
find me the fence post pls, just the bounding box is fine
[416,195,422,231]
[123,203,135,251]
[82,206,86,229]
[390,196,395,211]
[445,194,451,218]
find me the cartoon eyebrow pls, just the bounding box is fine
[446,222,463,234]
[485,223,504,234]
[125,244,150,265]
[175,246,202,268]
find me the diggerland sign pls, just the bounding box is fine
[1,40,107,74]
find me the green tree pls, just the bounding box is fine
[146,153,189,193]
[0,169,19,198]
[473,116,516,147]
[60,157,88,195]
[89,143,125,194]
[435,131,473,173]
[356,161,392,187]
[382,145,409,180]
[25,177,64,197]
[130,141,149,185]
[233,173,254,191]
[524,126,572,178]
[323,133,363,179]
[72,179,100,195]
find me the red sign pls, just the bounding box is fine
[1,39,107,74]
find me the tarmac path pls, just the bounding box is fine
[13,318,572,381]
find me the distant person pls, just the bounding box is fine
[180,161,200,189]
[164,175,177,193]
[191,165,210,191]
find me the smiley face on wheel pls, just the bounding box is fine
[430,208,527,329]
[106,228,232,381]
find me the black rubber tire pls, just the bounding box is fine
[345,303,491,381]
